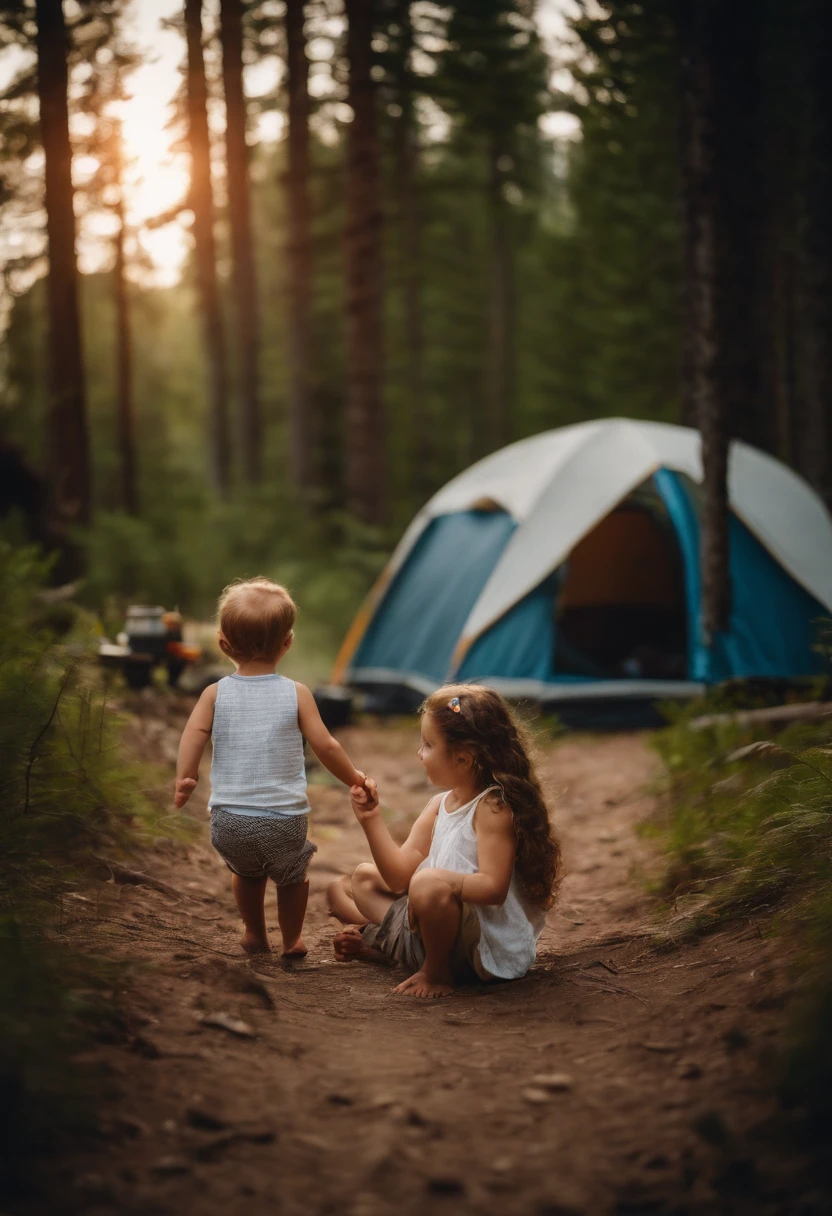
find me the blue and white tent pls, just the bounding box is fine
[333,419,832,703]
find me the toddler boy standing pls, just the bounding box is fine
[175,578,368,955]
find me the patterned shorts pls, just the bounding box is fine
[210,809,317,886]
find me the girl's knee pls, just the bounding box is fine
[352,861,380,889]
[409,869,455,911]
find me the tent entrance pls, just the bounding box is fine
[553,490,688,680]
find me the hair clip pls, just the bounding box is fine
[449,697,461,713]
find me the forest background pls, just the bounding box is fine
[6,0,827,665]
[2,0,832,1188]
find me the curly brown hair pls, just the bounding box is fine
[422,684,563,910]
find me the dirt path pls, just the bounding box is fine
[43,700,824,1216]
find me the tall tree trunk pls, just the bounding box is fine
[679,0,729,642]
[795,0,832,508]
[219,0,261,485]
[284,0,314,495]
[484,143,514,455]
[35,0,90,578]
[185,0,231,497]
[391,0,429,496]
[344,0,385,525]
[112,129,138,515]
[711,2,766,453]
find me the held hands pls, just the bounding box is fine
[174,776,198,808]
[350,775,379,823]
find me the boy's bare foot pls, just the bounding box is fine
[393,970,454,999]
[240,931,270,954]
[332,926,389,965]
[281,938,308,958]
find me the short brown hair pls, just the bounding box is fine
[217,578,297,663]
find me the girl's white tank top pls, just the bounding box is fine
[420,786,547,981]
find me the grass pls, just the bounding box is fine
[0,542,189,1199]
[647,693,832,1128]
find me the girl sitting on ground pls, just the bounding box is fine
[328,684,562,998]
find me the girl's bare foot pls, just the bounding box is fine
[394,970,454,999]
[240,931,270,954]
[281,938,308,958]
[332,926,389,964]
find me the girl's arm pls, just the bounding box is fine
[296,683,365,787]
[351,782,439,893]
[424,794,517,906]
[175,684,217,807]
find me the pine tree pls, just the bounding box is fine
[34,0,91,576]
[184,0,231,497]
[344,0,385,524]
[437,0,549,453]
[219,0,261,485]
[284,0,314,495]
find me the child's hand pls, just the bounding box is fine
[174,776,198,808]
[350,776,379,822]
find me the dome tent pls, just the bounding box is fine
[332,419,832,706]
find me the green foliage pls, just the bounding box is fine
[0,542,178,1190]
[649,701,832,1125]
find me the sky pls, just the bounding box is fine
[0,0,581,289]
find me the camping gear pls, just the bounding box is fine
[332,419,832,711]
[99,605,201,689]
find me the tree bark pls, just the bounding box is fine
[679,0,729,641]
[35,0,90,577]
[484,142,514,455]
[710,2,766,453]
[391,0,429,496]
[219,0,261,485]
[795,0,832,509]
[284,0,314,495]
[112,129,138,515]
[185,0,231,497]
[344,0,385,525]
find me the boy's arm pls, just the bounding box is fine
[175,684,217,807]
[351,783,439,893]
[424,794,517,906]
[296,682,365,787]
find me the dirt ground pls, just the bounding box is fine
[27,693,831,1216]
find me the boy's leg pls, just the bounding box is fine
[394,871,459,998]
[232,873,269,954]
[276,880,309,957]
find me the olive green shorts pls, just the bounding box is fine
[362,894,494,982]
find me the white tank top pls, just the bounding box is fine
[209,674,309,815]
[420,786,547,981]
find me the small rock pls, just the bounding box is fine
[678,1060,702,1080]
[162,1119,177,1134]
[327,1092,353,1106]
[150,1155,192,1177]
[523,1087,552,1105]
[492,1157,513,1173]
[531,1073,574,1092]
[197,1012,256,1039]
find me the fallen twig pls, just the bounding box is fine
[91,856,199,902]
